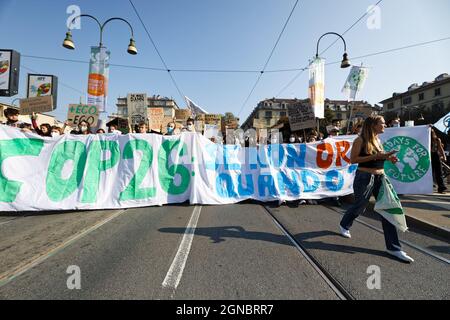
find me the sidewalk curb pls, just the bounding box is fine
[404,214,450,241]
[364,202,450,241]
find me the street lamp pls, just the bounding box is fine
[63,15,137,55]
[315,32,350,68]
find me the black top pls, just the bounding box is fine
[358,146,385,169]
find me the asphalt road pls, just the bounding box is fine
[0,202,448,300]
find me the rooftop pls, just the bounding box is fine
[380,73,450,104]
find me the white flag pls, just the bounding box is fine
[433,111,450,134]
[185,96,209,117]
[342,66,369,101]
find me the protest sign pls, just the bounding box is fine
[148,107,164,131]
[67,104,99,127]
[288,103,316,131]
[127,93,147,126]
[20,96,54,114]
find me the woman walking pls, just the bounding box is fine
[339,116,414,263]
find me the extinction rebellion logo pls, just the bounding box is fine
[383,136,430,183]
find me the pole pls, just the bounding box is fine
[347,102,353,134]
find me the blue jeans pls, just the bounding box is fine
[340,170,401,251]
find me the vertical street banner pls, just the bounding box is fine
[342,66,369,101]
[308,57,325,119]
[127,93,148,126]
[87,46,110,113]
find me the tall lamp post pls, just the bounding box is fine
[314,32,351,133]
[62,15,137,122]
[315,32,351,69]
[63,15,137,55]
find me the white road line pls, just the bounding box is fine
[0,209,126,288]
[0,218,19,227]
[162,205,202,290]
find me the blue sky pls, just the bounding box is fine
[1,0,449,122]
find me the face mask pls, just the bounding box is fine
[167,127,174,133]
[289,137,295,143]
[187,124,194,131]
[81,126,88,132]
[51,132,60,138]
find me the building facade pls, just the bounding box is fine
[380,73,450,124]
[240,98,298,131]
[113,94,180,119]
[240,98,376,131]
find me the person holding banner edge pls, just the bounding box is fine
[339,115,414,263]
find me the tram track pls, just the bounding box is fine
[262,204,354,300]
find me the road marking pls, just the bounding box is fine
[162,205,202,291]
[0,218,20,227]
[0,209,126,288]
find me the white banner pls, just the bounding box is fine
[308,57,325,119]
[0,125,432,211]
[342,66,369,101]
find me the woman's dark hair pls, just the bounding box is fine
[40,123,52,136]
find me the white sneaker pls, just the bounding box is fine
[339,225,351,238]
[387,250,414,263]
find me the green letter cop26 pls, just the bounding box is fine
[0,138,191,203]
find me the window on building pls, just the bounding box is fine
[266,118,271,125]
[265,111,272,118]
[164,109,172,117]
[402,97,412,105]
[418,93,424,101]
[280,111,286,117]
[336,113,342,120]
[435,88,441,96]
[387,103,394,110]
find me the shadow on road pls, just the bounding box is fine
[158,226,401,262]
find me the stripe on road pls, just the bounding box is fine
[162,205,202,291]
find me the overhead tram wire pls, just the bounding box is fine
[237,0,300,117]
[128,0,185,102]
[275,0,384,98]
[21,36,450,75]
